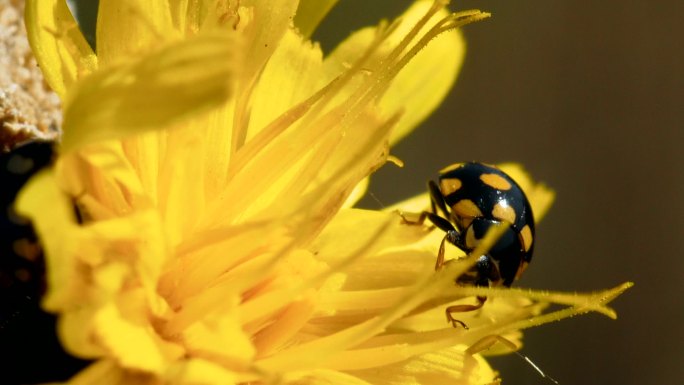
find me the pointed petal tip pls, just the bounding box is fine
[585,281,634,319]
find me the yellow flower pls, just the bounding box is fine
[16,0,631,384]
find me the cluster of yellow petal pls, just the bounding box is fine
[16,1,630,384]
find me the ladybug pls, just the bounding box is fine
[401,162,535,327]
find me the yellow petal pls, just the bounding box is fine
[182,307,256,366]
[380,1,468,145]
[312,208,431,290]
[58,308,103,359]
[348,346,496,385]
[260,226,508,372]
[96,0,178,65]
[285,369,373,385]
[253,294,318,357]
[92,302,175,374]
[247,29,324,141]
[342,178,369,208]
[323,1,472,145]
[57,143,148,216]
[14,170,82,310]
[231,0,301,151]
[202,107,393,234]
[294,0,339,38]
[61,32,238,152]
[68,360,132,385]
[25,0,97,97]
[239,0,301,78]
[165,359,237,385]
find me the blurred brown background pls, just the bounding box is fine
[315,1,683,384]
[68,1,683,384]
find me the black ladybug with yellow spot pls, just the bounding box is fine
[402,162,535,327]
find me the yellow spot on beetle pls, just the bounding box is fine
[520,224,533,252]
[440,178,462,196]
[492,202,516,224]
[465,226,480,249]
[480,173,512,190]
[452,199,483,228]
[515,261,529,280]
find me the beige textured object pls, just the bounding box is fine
[0,0,61,152]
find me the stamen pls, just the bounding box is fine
[335,6,490,134]
[229,2,489,196]
[228,78,340,178]
[228,21,399,179]
[378,0,451,73]
[230,75,257,156]
[447,282,634,320]
[294,19,400,131]
[260,224,510,368]
[362,10,490,109]
[240,218,394,325]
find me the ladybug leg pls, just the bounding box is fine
[466,334,518,355]
[428,180,450,218]
[400,183,466,270]
[398,180,451,226]
[475,254,502,287]
[446,255,497,328]
[435,229,463,270]
[445,296,487,329]
[397,209,430,226]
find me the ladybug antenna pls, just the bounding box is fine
[467,335,559,384]
[511,350,560,384]
[367,191,386,210]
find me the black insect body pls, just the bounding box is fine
[402,162,535,328]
